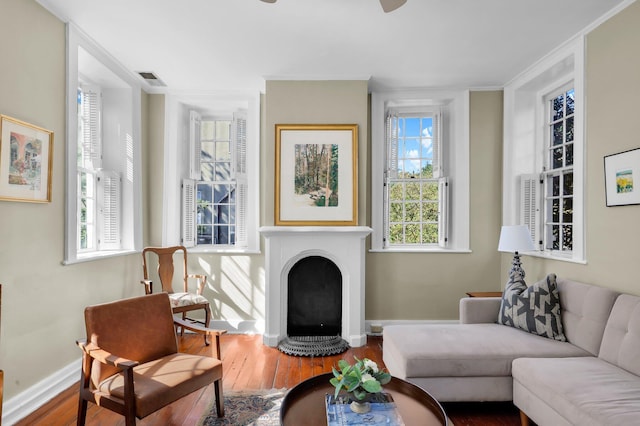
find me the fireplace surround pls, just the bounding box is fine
[260,226,372,347]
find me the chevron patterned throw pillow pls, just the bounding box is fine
[498,272,566,341]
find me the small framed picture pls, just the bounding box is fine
[275,124,358,226]
[604,147,640,207]
[0,115,54,203]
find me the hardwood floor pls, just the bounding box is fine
[16,334,521,425]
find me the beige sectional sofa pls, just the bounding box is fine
[383,278,640,425]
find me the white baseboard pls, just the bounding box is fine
[3,359,80,426]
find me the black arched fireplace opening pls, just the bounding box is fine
[287,255,342,337]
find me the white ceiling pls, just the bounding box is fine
[37,0,629,93]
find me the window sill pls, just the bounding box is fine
[63,249,137,265]
[521,250,587,265]
[189,246,261,255]
[369,248,472,254]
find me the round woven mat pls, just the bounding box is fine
[277,335,350,356]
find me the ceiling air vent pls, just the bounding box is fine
[137,71,166,87]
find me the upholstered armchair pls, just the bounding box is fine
[76,293,224,426]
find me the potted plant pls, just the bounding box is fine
[330,357,391,413]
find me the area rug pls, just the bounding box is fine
[199,389,287,426]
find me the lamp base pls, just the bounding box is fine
[509,252,526,279]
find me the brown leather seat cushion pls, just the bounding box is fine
[98,353,222,418]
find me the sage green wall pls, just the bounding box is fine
[0,0,147,400]
[503,2,640,294]
[366,91,504,320]
[147,94,166,246]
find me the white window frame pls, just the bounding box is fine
[371,89,470,252]
[64,23,142,264]
[163,92,260,253]
[503,37,585,263]
[182,113,247,248]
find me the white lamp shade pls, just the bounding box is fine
[498,225,535,253]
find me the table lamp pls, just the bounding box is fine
[498,225,535,278]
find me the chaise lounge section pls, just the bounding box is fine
[383,277,640,424]
[513,293,640,425]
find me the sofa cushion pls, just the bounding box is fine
[599,294,640,376]
[513,357,640,425]
[382,323,589,379]
[498,273,566,341]
[557,278,620,355]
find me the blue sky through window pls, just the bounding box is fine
[398,117,434,175]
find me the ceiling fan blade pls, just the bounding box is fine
[379,0,407,13]
[260,0,277,3]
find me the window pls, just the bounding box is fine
[371,89,470,252]
[65,24,142,263]
[544,86,575,252]
[165,93,259,253]
[384,111,448,247]
[182,112,247,248]
[503,37,584,262]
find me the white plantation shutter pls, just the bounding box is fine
[233,111,247,177]
[438,177,449,247]
[189,110,202,180]
[182,179,196,248]
[97,171,121,250]
[386,112,399,179]
[81,86,102,170]
[235,181,248,246]
[432,110,443,178]
[233,111,248,247]
[382,113,396,247]
[520,174,541,248]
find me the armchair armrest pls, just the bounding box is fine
[77,339,139,369]
[187,274,207,295]
[173,317,226,359]
[173,317,226,336]
[459,297,502,324]
[140,279,153,295]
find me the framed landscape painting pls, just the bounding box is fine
[604,147,640,207]
[0,115,53,203]
[275,124,358,226]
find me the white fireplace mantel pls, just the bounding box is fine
[260,226,372,347]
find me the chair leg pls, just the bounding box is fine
[214,379,224,417]
[519,410,531,426]
[204,306,211,346]
[77,397,88,426]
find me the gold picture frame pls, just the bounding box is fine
[275,124,358,226]
[0,115,54,203]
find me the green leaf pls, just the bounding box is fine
[352,388,367,400]
[337,359,350,371]
[362,380,382,393]
[343,375,359,392]
[376,372,391,385]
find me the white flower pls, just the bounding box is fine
[361,373,375,383]
[364,359,379,373]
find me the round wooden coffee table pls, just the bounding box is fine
[280,373,448,425]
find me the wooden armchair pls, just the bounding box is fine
[77,293,225,426]
[141,245,213,345]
